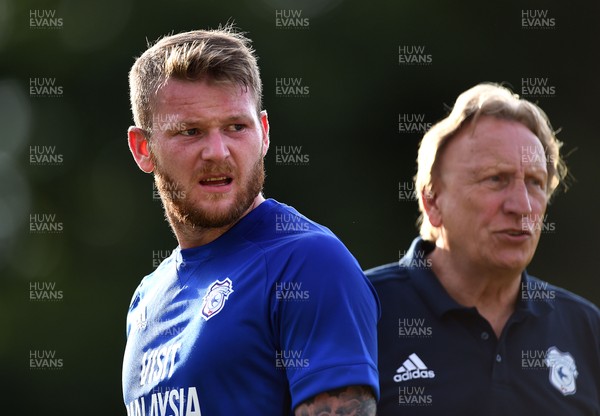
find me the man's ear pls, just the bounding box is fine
[259,110,270,157]
[421,187,443,228]
[128,127,154,173]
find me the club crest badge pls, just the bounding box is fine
[201,278,234,321]
[545,346,578,396]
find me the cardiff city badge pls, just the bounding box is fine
[545,346,578,396]
[201,278,234,321]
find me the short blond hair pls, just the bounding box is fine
[416,83,568,241]
[129,25,262,134]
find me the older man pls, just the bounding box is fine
[367,83,600,415]
[122,26,379,415]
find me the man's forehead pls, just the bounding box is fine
[156,77,249,102]
[151,78,256,118]
[462,150,549,181]
[463,118,543,150]
[469,116,539,139]
[464,143,547,167]
[442,118,548,171]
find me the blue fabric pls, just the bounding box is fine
[122,199,380,415]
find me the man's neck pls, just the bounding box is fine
[173,195,265,249]
[428,247,522,338]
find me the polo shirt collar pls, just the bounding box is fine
[401,238,465,317]
[518,272,555,317]
[402,237,554,319]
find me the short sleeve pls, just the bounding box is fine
[269,233,380,409]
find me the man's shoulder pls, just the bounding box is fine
[364,262,409,285]
[528,275,600,318]
[364,237,433,287]
[552,284,600,315]
[242,200,367,285]
[246,199,344,252]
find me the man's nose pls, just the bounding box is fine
[504,180,532,216]
[201,131,230,161]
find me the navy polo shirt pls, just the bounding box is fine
[366,237,600,416]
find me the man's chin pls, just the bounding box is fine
[168,197,255,230]
[195,197,242,216]
[492,253,533,274]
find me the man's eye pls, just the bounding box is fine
[179,128,199,136]
[528,177,547,190]
[485,175,508,187]
[227,124,245,132]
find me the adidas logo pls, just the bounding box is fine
[394,353,435,383]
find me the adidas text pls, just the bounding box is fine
[394,369,435,382]
[395,353,436,383]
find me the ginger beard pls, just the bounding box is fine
[150,147,266,230]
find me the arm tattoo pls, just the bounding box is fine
[294,385,376,416]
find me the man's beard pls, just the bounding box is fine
[153,155,265,230]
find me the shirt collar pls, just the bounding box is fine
[517,272,555,317]
[175,198,276,264]
[402,237,466,317]
[403,237,554,319]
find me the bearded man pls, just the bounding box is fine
[122,26,379,416]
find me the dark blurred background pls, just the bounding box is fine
[1,0,598,413]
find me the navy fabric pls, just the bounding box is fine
[367,237,600,415]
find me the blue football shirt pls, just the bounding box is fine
[122,199,380,415]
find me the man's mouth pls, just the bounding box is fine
[199,176,233,187]
[503,228,532,237]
